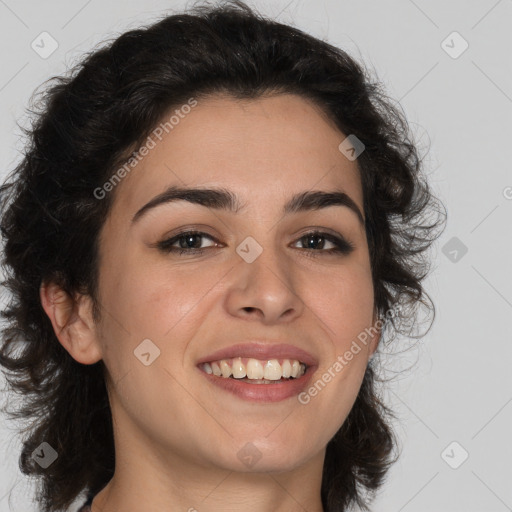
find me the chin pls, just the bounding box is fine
[223,442,317,474]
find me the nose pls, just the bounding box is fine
[223,240,305,325]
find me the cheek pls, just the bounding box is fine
[98,252,226,345]
[303,263,374,422]
[305,262,374,414]
[312,261,375,344]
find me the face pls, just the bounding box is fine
[89,93,379,474]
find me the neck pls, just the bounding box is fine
[91,384,327,512]
[91,441,325,512]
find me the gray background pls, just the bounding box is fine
[0,0,511,511]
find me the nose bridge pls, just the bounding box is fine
[240,232,288,283]
[225,230,304,323]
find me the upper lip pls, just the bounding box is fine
[197,342,318,368]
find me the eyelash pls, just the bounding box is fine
[155,230,354,257]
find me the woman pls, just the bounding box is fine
[0,1,444,511]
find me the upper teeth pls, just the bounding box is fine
[202,357,306,380]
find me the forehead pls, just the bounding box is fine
[108,93,363,221]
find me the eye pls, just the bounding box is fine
[291,230,354,256]
[156,230,220,255]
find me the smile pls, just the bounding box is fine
[197,357,315,402]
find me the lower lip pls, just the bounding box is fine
[198,366,316,402]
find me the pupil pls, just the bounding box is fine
[181,234,200,249]
[305,234,324,249]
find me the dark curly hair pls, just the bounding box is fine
[0,1,445,511]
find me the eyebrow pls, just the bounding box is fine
[131,185,365,225]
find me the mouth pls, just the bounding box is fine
[196,343,317,402]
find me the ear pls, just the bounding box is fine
[39,280,103,365]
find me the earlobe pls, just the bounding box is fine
[39,281,103,365]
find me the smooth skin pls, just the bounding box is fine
[40,93,381,512]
